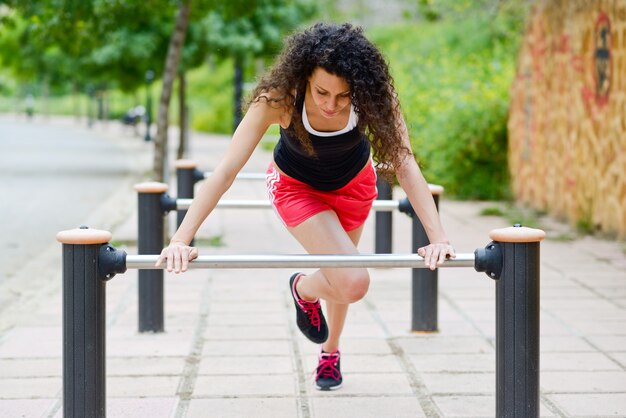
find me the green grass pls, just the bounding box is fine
[194,235,225,248]
[479,206,505,217]
[477,203,544,230]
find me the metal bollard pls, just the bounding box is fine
[135,182,169,333]
[375,176,393,253]
[398,185,444,332]
[175,160,204,246]
[56,227,111,418]
[490,225,544,417]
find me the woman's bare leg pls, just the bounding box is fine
[286,210,367,352]
[323,226,364,352]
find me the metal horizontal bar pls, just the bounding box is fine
[176,199,399,211]
[204,171,266,180]
[126,253,476,270]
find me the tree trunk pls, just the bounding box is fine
[152,0,192,182]
[177,70,187,160]
[233,55,244,133]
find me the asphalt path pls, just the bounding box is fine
[0,116,142,284]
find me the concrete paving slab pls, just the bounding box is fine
[193,374,296,397]
[420,372,495,395]
[541,371,626,393]
[612,352,626,367]
[197,355,293,375]
[541,352,623,371]
[107,376,180,397]
[206,312,289,326]
[107,357,186,376]
[432,395,557,417]
[548,393,626,416]
[0,399,56,418]
[201,340,292,356]
[570,320,626,336]
[310,396,426,418]
[0,327,61,359]
[539,336,596,352]
[0,359,61,378]
[186,398,298,418]
[203,325,290,340]
[409,353,496,373]
[107,338,191,357]
[395,336,494,354]
[0,377,60,398]
[586,335,626,352]
[106,398,177,418]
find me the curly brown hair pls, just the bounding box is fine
[247,22,411,175]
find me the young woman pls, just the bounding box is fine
[156,22,455,391]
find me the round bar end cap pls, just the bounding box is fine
[134,181,168,193]
[56,227,112,244]
[428,184,444,195]
[174,159,197,169]
[489,226,546,243]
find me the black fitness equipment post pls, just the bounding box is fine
[174,160,205,247]
[398,185,444,332]
[134,182,168,332]
[57,224,544,418]
[375,176,393,253]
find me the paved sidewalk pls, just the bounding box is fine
[1,124,625,417]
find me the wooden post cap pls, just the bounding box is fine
[174,159,197,169]
[428,184,444,195]
[133,182,168,193]
[56,226,112,244]
[489,225,546,243]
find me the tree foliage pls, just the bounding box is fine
[0,0,179,92]
[202,0,317,60]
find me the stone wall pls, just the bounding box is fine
[508,0,626,237]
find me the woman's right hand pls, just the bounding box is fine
[155,241,199,274]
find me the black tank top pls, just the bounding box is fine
[273,98,370,191]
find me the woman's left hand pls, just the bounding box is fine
[417,242,456,270]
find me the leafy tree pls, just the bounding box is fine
[202,0,317,131]
[152,0,191,181]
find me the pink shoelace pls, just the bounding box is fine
[293,274,322,330]
[298,298,322,329]
[317,351,341,380]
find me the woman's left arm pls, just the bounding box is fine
[393,104,456,270]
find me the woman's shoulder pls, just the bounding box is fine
[250,88,294,128]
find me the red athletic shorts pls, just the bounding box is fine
[266,162,378,231]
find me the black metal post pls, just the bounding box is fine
[144,69,155,142]
[58,227,110,418]
[176,160,197,246]
[375,177,392,253]
[136,183,167,332]
[493,226,542,417]
[233,56,244,132]
[411,194,439,332]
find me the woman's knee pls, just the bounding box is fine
[334,270,370,303]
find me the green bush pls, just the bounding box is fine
[369,6,526,199]
[187,58,234,134]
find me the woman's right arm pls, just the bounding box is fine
[156,97,285,273]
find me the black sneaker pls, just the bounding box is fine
[315,349,342,390]
[289,272,328,344]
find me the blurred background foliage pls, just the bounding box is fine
[0,0,530,199]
